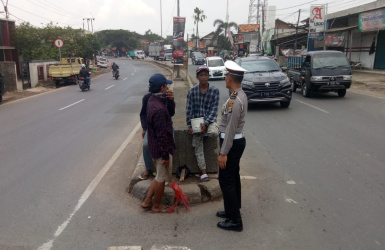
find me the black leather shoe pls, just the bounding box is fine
[216,211,227,218]
[217,219,243,232]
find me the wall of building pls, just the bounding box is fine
[349,30,377,69]
[0,61,17,91]
[29,60,59,88]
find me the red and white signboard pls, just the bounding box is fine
[54,38,64,48]
[309,5,326,38]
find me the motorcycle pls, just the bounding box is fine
[79,73,91,91]
[113,69,120,80]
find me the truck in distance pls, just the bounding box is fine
[49,57,85,87]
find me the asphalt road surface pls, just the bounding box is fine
[0,57,384,250]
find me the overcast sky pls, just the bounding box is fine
[5,0,375,38]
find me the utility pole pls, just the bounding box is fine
[1,0,9,18]
[82,18,95,32]
[160,0,163,38]
[294,9,301,51]
[176,0,181,79]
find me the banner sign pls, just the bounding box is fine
[324,31,347,47]
[359,8,385,32]
[173,17,186,40]
[173,17,186,65]
[309,5,326,38]
[238,34,243,42]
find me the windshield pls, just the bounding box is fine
[208,59,224,67]
[313,54,350,68]
[241,60,280,72]
[165,49,173,53]
[195,54,204,59]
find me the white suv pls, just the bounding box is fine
[205,56,226,80]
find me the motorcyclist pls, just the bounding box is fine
[79,64,90,85]
[112,62,119,77]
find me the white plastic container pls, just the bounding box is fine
[191,117,204,133]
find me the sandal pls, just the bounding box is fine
[200,174,210,182]
[150,205,170,213]
[139,171,151,180]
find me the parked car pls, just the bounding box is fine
[97,57,108,68]
[205,56,226,80]
[192,53,205,65]
[287,51,352,97]
[235,57,292,108]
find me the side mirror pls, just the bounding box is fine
[281,67,287,72]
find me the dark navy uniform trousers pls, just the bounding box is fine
[219,137,246,221]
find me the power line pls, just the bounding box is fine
[9,3,78,27]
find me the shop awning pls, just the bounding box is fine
[324,25,358,33]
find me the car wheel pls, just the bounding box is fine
[280,101,290,108]
[302,80,311,97]
[337,89,346,97]
[290,78,297,92]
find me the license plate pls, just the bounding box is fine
[214,72,222,76]
[260,92,275,97]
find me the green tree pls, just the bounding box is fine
[213,19,238,39]
[143,29,163,43]
[96,29,140,54]
[193,7,206,48]
[213,19,238,50]
[15,22,100,61]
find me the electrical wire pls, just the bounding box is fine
[9,3,77,27]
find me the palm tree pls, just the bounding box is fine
[193,7,206,48]
[213,19,238,39]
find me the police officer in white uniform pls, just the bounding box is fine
[217,60,248,232]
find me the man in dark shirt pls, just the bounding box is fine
[139,81,174,180]
[141,73,175,213]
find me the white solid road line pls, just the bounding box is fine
[296,100,329,114]
[105,85,114,90]
[59,99,85,111]
[240,176,257,180]
[38,121,142,250]
[123,77,128,81]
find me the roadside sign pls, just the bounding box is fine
[54,39,64,48]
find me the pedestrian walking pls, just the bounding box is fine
[216,60,248,232]
[139,79,174,180]
[186,65,220,182]
[141,73,175,213]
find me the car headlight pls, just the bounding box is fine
[310,76,323,81]
[343,75,352,80]
[242,81,254,88]
[279,78,290,87]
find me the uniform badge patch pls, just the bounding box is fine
[230,91,238,99]
[227,101,234,113]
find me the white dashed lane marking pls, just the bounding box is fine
[296,100,329,113]
[105,85,114,90]
[59,99,85,111]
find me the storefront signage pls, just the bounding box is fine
[359,8,385,32]
[324,31,347,47]
[309,5,326,38]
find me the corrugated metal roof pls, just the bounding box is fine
[239,24,260,33]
